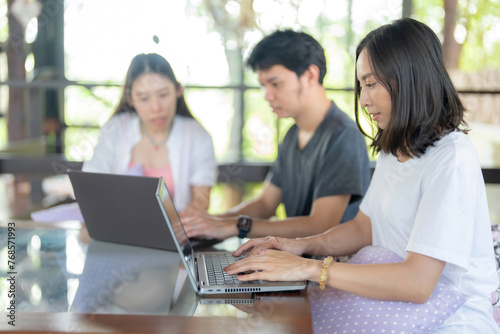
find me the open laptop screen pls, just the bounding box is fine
[155,177,307,295]
[156,177,198,286]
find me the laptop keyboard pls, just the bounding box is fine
[204,253,257,286]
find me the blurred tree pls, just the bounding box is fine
[414,0,500,71]
[201,0,258,50]
[6,0,26,142]
[443,0,462,69]
[188,0,259,161]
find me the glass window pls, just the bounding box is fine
[242,89,278,162]
[65,86,121,127]
[64,0,231,86]
[64,127,100,162]
[185,88,235,160]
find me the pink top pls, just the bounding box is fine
[128,162,175,200]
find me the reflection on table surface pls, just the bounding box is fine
[0,224,312,333]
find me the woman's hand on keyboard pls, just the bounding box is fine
[224,249,320,282]
[232,236,304,258]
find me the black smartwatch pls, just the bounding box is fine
[237,215,253,239]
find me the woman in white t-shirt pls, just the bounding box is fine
[224,18,499,332]
[83,53,217,212]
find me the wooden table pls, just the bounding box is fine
[0,220,313,334]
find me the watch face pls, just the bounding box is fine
[238,216,252,230]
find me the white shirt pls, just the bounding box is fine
[83,112,217,211]
[360,131,499,332]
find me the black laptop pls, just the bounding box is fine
[67,170,179,251]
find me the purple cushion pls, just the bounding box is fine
[309,246,468,334]
[490,224,500,326]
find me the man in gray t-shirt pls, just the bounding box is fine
[269,101,370,223]
[183,29,370,241]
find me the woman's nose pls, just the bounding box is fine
[150,97,161,111]
[359,89,371,108]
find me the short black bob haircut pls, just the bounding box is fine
[355,18,467,158]
[246,29,327,84]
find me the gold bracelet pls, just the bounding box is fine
[319,256,333,291]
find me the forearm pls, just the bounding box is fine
[219,198,276,219]
[248,216,339,239]
[189,186,211,211]
[300,217,372,257]
[199,214,345,241]
[335,262,428,302]
[246,195,352,239]
[305,259,440,303]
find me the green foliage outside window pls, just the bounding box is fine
[414,0,500,71]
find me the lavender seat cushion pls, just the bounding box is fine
[308,246,468,334]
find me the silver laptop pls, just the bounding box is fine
[155,176,306,295]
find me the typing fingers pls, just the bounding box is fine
[233,238,270,257]
[233,236,280,257]
[227,249,314,282]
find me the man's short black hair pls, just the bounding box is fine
[246,29,327,84]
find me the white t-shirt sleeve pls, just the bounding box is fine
[406,151,477,271]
